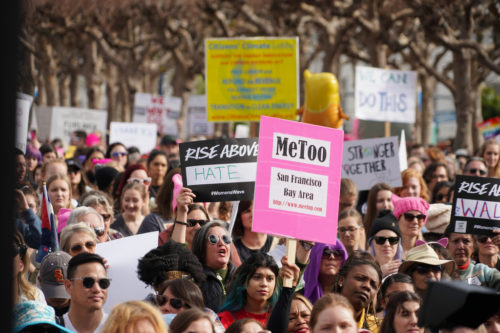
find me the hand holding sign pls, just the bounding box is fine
[177,188,196,215]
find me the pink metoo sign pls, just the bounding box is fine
[252,116,344,244]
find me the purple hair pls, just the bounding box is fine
[25,145,41,163]
[303,240,348,304]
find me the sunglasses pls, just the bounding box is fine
[374,236,399,245]
[322,248,344,259]
[93,227,106,237]
[339,226,361,234]
[187,219,208,227]
[101,214,111,222]
[477,236,493,244]
[156,295,187,309]
[435,193,448,202]
[127,177,152,186]
[403,212,426,223]
[70,241,96,254]
[13,244,27,258]
[72,276,111,289]
[413,264,442,275]
[207,234,232,245]
[467,168,487,176]
[299,240,314,251]
[111,151,128,158]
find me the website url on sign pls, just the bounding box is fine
[272,199,323,212]
[211,190,244,196]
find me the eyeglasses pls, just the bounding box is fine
[93,227,106,237]
[466,168,487,176]
[111,151,128,158]
[299,240,314,251]
[156,295,187,309]
[413,264,442,275]
[403,213,426,223]
[207,234,232,245]
[101,214,111,222]
[71,276,111,289]
[13,244,27,258]
[127,177,152,186]
[322,248,344,259]
[339,226,361,234]
[435,193,448,202]
[374,236,399,245]
[70,241,96,254]
[477,236,493,244]
[187,219,208,227]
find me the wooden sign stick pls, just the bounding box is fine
[283,238,297,288]
[385,121,391,138]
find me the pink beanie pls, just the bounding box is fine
[86,133,100,147]
[392,194,430,224]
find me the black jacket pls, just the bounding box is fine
[200,263,236,313]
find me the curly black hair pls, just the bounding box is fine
[137,240,206,289]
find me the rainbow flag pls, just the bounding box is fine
[36,183,60,263]
[477,117,500,140]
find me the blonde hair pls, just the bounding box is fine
[479,139,500,178]
[14,232,37,301]
[310,293,355,331]
[101,301,167,333]
[41,159,67,179]
[46,173,74,212]
[60,222,97,253]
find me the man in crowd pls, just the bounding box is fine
[462,157,488,178]
[63,253,110,332]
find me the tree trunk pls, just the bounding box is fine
[84,41,104,110]
[70,71,80,107]
[106,65,119,124]
[471,84,483,152]
[452,50,474,153]
[420,73,436,146]
[39,37,59,106]
[58,73,70,106]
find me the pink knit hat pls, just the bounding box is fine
[392,194,430,224]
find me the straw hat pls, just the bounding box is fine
[399,243,454,275]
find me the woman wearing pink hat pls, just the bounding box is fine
[392,195,430,258]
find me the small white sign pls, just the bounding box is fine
[355,66,417,123]
[16,93,33,153]
[268,167,328,217]
[133,92,181,136]
[272,133,330,167]
[109,122,157,154]
[187,95,213,137]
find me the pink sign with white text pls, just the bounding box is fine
[252,116,344,244]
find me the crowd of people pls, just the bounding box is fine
[12,129,500,333]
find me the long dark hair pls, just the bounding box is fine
[379,291,421,333]
[157,279,205,309]
[153,168,181,220]
[231,200,252,239]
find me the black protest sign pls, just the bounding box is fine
[179,138,258,202]
[450,175,500,235]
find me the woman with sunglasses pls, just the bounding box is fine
[302,242,348,304]
[398,243,453,299]
[81,191,123,241]
[66,206,108,243]
[111,182,148,237]
[367,211,403,278]
[473,234,500,270]
[232,200,274,262]
[333,252,383,332]
[113,164,151,215]
[192,220,236,313]
[392,195,430,258]
[218,253,280,329]
[66,158,92,202]
[60,222,98,256]
[106,142,128,169]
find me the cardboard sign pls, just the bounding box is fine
[186,95,214,137]
[35,106,107,146]
[109,122,158,154]
[355,66,417,123]
[252,116,344,245]
[205,37,299,122]
[342,136,401,191]
[16,93,33,153]
[95,232,158,312]
[179,137,258,202]
[133,92,181,136]
[450,175,500,235]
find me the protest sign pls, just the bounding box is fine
[133,92,181,136]
[450,175,500,235]
[109,122,157,154]
[205,37,299,122]
[252,116,344,245]
[35,106,107,146]
[342,136,401,191]
[355,66,417,123]
[16,93,33,153]
[186,95,214,137]
[399,130,408,171]
[179,137,258,202]
[95,232,158,312]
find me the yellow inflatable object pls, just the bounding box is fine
[299,70,349,128]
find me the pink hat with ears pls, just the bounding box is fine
[171,174,183,212]
[416,238,449,248]
[392,194,430,224]
[86,133,100,147]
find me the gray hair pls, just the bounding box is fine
[60,222,98,253]
[81,191,113,215]
[192,220,230,265]
[67,206,104,228]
